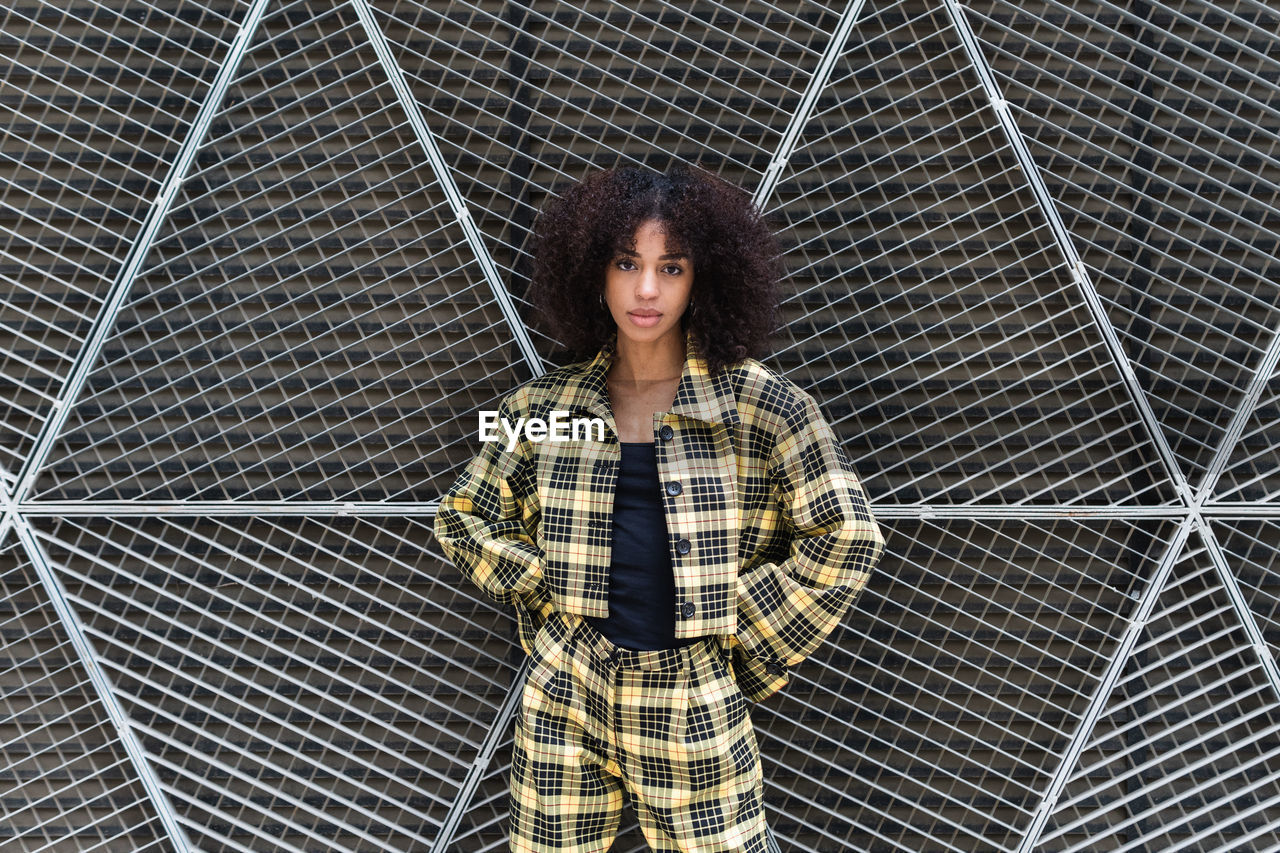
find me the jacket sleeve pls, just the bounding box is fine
[434,393,544,611]
[731,390,884,701]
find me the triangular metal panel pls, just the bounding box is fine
[738,517,1167,851]
[27,2,530,502]
[961,0,1280,492]
[1032,528,1280,852]
[30,513,515,852]
[0,1,248,479]
[766,0,1177,506]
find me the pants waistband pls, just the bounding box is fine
[549,612,723,672]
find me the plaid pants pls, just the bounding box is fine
[510,611,767,853]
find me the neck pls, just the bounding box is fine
[610,333,686,382]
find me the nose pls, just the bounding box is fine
[636,268,660,299]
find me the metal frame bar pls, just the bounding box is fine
[352,3,548,847]
[752,0,869,211]
[11,501,1220,520]
[350,0,545,381]
[1197,520,1280,701]
[429,657,531,853]
[941,0,1190,508]
[4,1,274,850]
[1195,323,1280,506]
[1012,518,1195,853]
[10,514,197,853]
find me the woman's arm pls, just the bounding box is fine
[434,394,544,606]
[732,389,885,699]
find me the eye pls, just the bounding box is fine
[615,258,637,271]
[663,263,685,276]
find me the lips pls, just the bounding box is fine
[628,309,662,328]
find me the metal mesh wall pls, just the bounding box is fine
[2,1,1277,851]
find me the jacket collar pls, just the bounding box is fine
[556,332,740,427]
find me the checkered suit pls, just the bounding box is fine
[436,336,883,850]
[435,336,884,703]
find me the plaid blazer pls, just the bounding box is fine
[434,337,884,702]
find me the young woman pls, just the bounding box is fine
[434,163,884,853]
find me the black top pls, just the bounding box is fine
[585,442,695,651]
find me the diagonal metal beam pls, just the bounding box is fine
[428,657,530,853]
[1195,322,1280,505]
[1011,517,1195,853]
[352,3,545,849]
[350,0,545,381]
[753,6,866,851]
[0,478,13,546]
[752,0,869,211]
[937,3,1227,851]
[10,511,197,853]
[941,0,1193,508]
[12,0,275,504]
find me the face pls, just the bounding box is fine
[603,219,694,350]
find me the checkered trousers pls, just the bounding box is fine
[511,611,767,853]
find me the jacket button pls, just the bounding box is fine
[680,602,695,619]
[765,662,785,676]
[665,481,682,496]
[675,538,691,555]
[659,424,674,441]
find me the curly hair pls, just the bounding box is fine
[525,162,783,375]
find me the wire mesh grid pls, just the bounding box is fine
[0,531,169,851]
[749,518,1173,852]
[28,1,533,503]
[1212,369,1280,504]
[28,514,518,851]
[765,1,1178,506]
[0,0,246,481]
[1035,529,1280,852]
[960,0,1280,488]
[1,0,1279,851]
[1211,520,1280,660]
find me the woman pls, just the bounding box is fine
[434,163,884,853]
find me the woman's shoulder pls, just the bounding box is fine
[721,357,820,429]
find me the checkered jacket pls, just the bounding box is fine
[434,339,884,702]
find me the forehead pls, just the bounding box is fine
[618,219,688,256]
